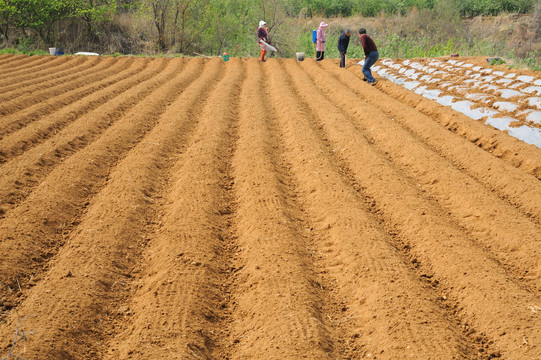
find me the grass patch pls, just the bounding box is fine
[0,47,49,56]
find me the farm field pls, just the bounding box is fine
[0,54,540,360]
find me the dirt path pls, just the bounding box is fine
[0,56,539,360]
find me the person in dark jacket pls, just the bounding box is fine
[358,28,379,85]
[337,29,351,68]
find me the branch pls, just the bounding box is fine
[1,315,34,360]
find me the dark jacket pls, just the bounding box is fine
[337,33,350,54]
[360,34,378,57]
[257,27,268,44]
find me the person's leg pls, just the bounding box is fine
[340,52,345,67]
[362,51,379,83]
[321,51,325,60]
[316,51,321,61]
[260,49,267,61]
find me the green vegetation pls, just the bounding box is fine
[0,46,48,55]
[0,0,540,70]
[282,0,535,17]
[489,57,506,65]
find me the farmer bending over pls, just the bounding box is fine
[359,28,379,85]
[338,28,351,68]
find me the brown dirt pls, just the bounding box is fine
[0,55,540,360]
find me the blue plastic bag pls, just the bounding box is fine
[312,30,317,44]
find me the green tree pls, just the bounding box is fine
[7,0,74,44]
[73,0,117,38]
[0,0,16,42]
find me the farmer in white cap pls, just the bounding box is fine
[316,21,328,61]
[258,21,277,62]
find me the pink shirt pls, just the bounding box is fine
[316,28,326,51]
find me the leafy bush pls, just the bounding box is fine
[455,0,536,16]
[0,46,48,55]
[489,57,506,65]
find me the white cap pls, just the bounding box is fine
[259,21,267,28]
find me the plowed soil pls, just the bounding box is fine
[0,55,540,360]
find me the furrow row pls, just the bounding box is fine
[261,63,360,358]
[0,56,109,119]
[0,58,168,218]
[345,63,541,179]
[103,58,241,359]
[0,57,148,165]
[0,56,90,92]
[0,54,23,67]
[290,59,540,359]
[0,58,217,360]
[0,56,90,99]
[225,58,334,358]
[0,55,52,75]
[311,61,541,288]
[266,59,479,359]
[0,57,192,311]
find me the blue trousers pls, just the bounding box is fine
[362,51,379,83]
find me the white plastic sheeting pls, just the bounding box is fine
[359,58,541,148]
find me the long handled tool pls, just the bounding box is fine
[260,40,278,53]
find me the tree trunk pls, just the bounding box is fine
[1,23,8,42]
[153,1,168,51]
[171,1,180,48]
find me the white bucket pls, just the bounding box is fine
[49,47,56,56]
[296,52,305,61]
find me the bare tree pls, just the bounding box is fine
[259,0,288,53]
[150,0,168,50]
[171,0,192,52]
